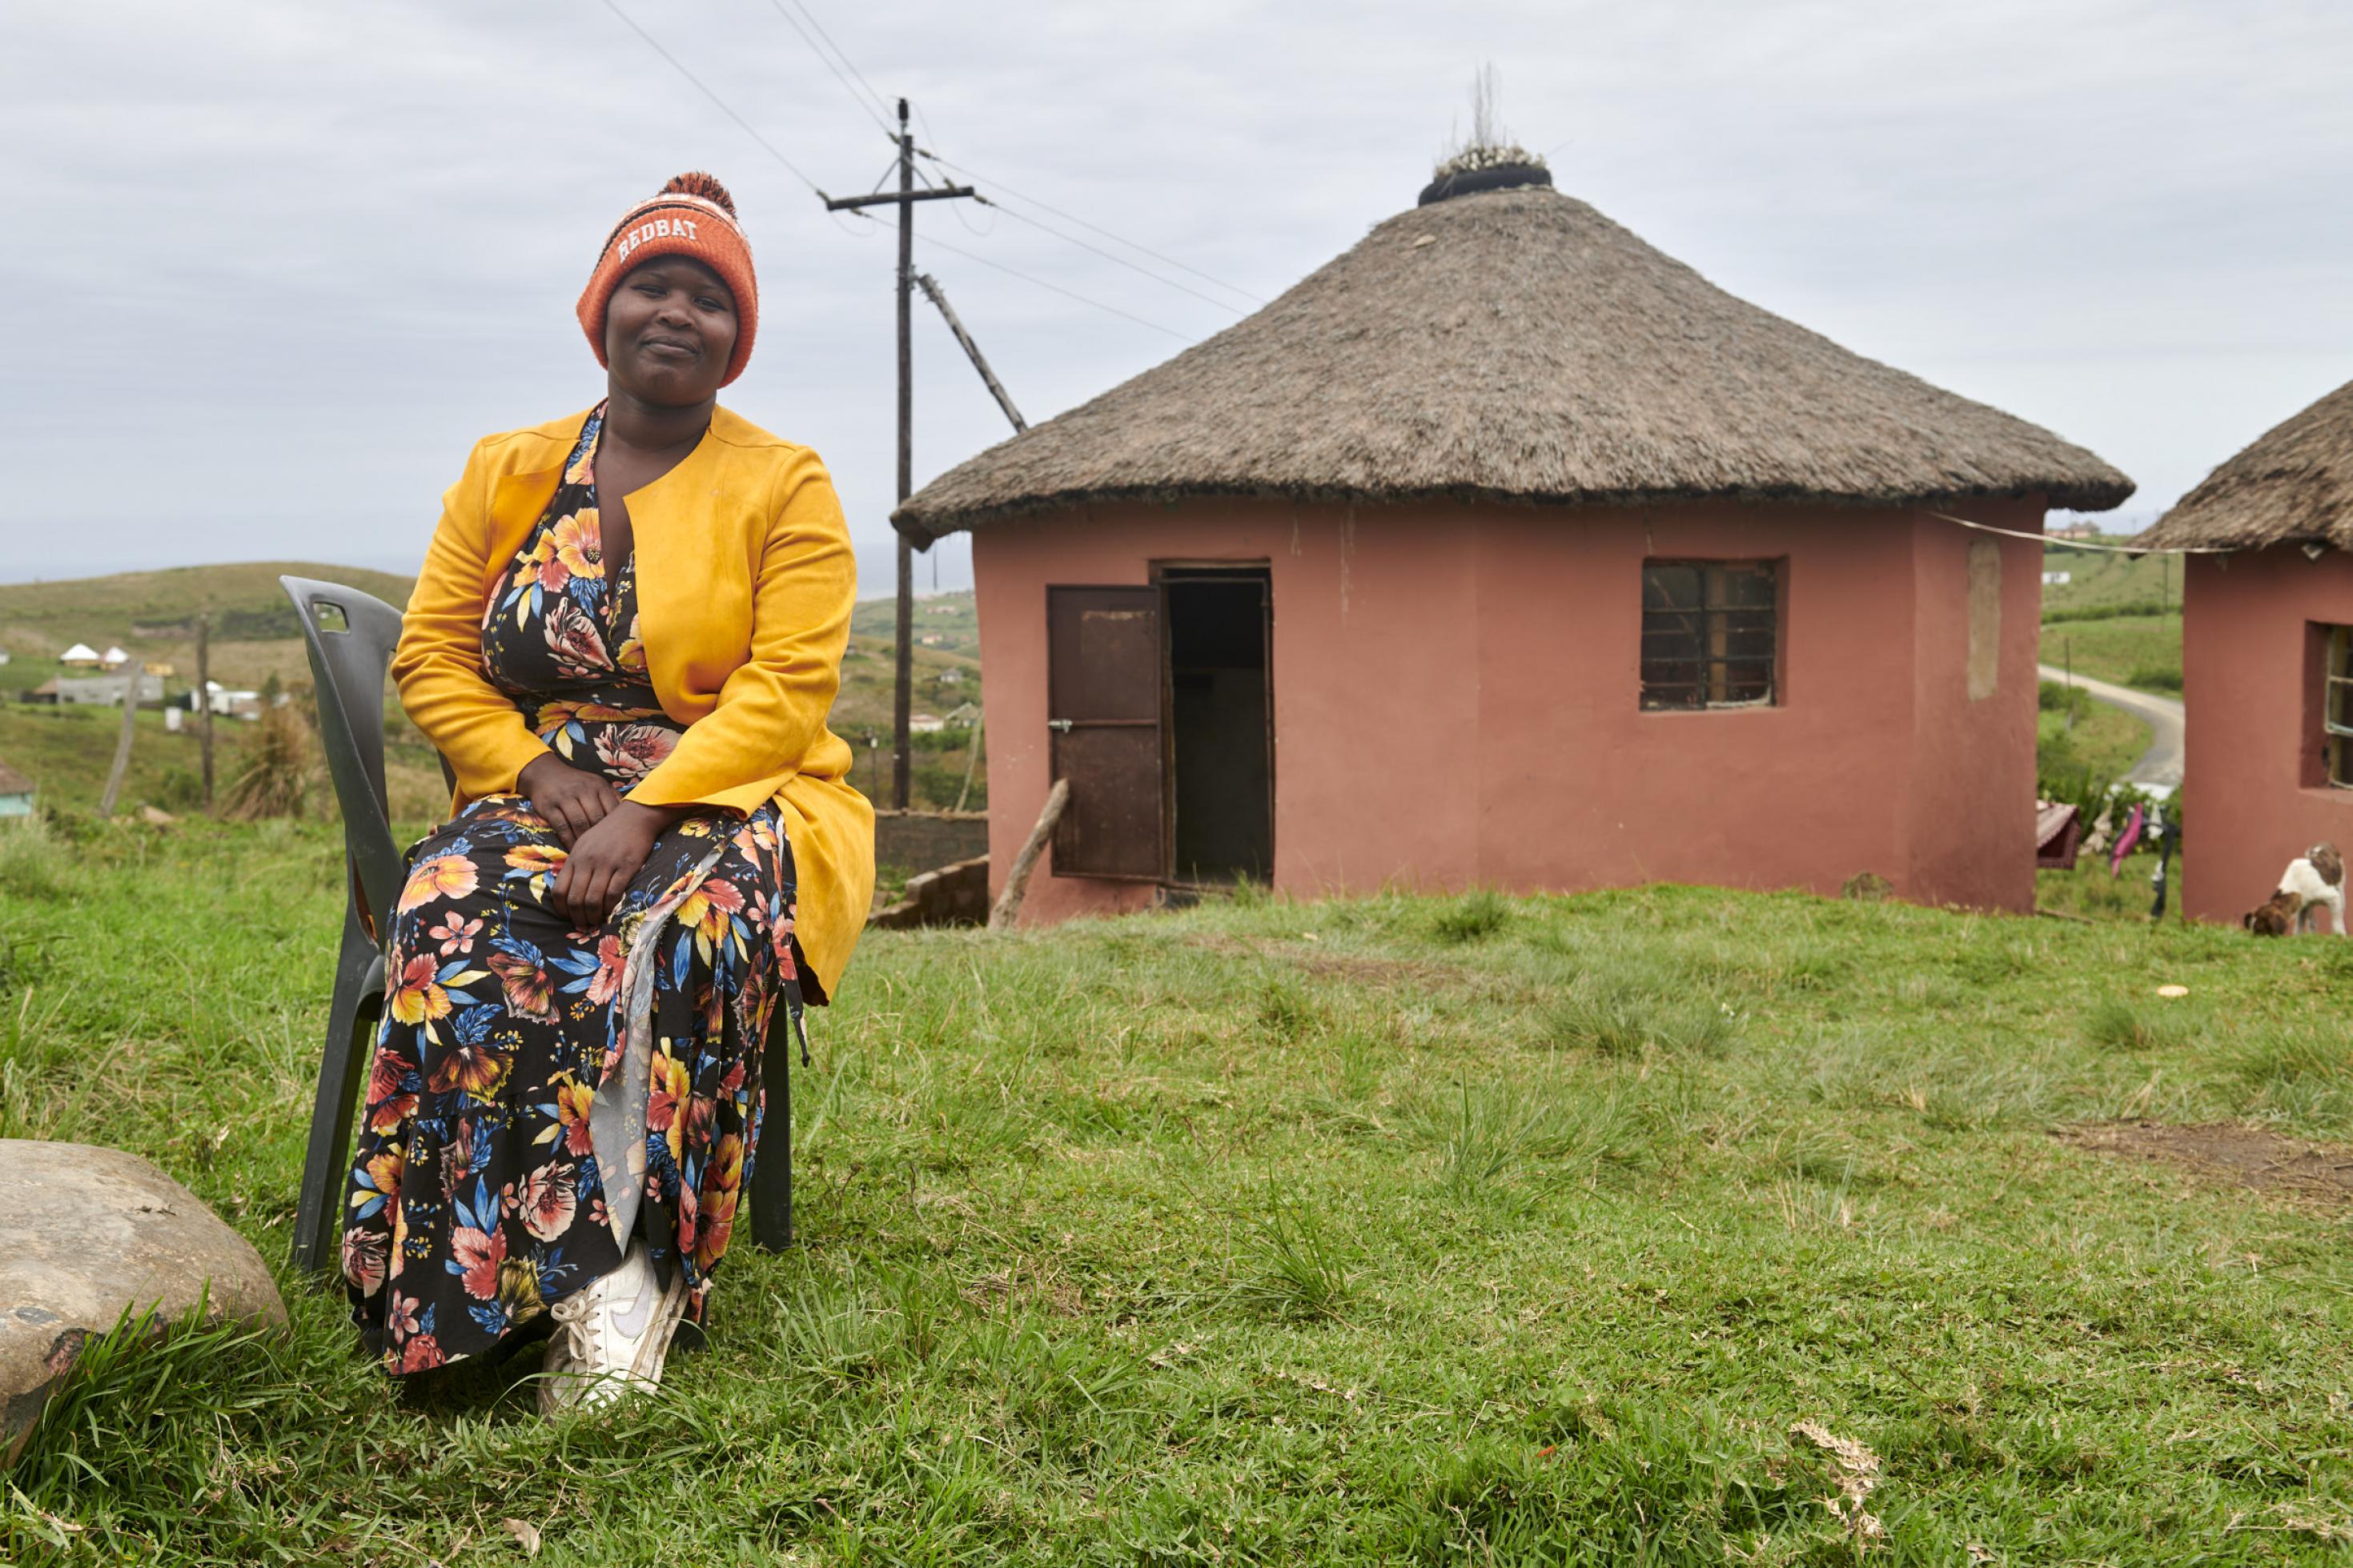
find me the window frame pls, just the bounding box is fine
[2325,624,2353,789]
[1638,558,1784,712]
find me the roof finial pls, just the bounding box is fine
[1421,64,1553,207]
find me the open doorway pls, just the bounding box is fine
[1160,566,1273,884]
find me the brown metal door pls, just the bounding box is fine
[1046,586,1166,880]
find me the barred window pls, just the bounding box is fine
[1640,561,1778,711]
[2326,625,2353,788]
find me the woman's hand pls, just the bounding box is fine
[518,754,620,848]
[548,800,689,927]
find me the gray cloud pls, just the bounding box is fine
[5,0,2350,585]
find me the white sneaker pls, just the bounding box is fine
[538,1241,689,1414]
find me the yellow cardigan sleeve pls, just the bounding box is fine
[627,447,854,816]
[391,439,551,799]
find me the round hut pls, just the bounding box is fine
[2136,378,2353,924]
[897,162,2131,923]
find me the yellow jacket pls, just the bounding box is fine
[394,405,874,1001]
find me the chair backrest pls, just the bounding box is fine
[280,575,408,932]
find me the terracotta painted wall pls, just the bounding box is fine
[970,495,2046,924]
[2179,547,2353,924]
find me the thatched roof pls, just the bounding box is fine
[0,757,30,796]
[896,185,2131,542]
[2136,378,2353,552]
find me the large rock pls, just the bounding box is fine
[1,1140,287,1464]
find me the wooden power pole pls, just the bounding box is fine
[825,100,976,809]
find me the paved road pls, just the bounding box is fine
[2037,664,2185,794]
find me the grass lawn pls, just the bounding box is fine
[6,822,2352,1563]
[2037,689,2153,783]
[2038,614,2183,697]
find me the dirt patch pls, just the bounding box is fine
[2058,1121,2353,1207]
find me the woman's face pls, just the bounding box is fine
[603,256,738,406]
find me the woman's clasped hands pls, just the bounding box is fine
[517,753,681,926]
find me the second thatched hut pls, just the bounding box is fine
[2136,378,2353,923]
[897,158,2131,923]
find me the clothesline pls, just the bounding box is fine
[1924,510,2232,555]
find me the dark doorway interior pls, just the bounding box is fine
[1162,569,1273,884]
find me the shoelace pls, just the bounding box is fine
[550,1293,603,1374]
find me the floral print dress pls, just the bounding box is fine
[343,405,804,1375]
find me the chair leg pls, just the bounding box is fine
[751,1013,793,1251]
[290,911,383,1276]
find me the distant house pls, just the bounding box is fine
[58,643,101,668]
[190,680,264,720]
[909,712,946,734]
[918,634,945,647]
[942,701,981,727]
[58,673,164,707]
[2136,376,2353,924]
[938,668,966,685]
[98,647,130,669]
[2048,521,2103,542]
[143,660,175,678]
[897,154,2132,921]
[19,680,58,705]
[0,648,12,666]
[0,757,32,818]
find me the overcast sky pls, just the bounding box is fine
[6,0,2351,592]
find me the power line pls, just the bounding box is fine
[781,0,897,127]
[972,195,1248,316]
[915,231,1195,343]
[759,0,895,138]
[595,0,832,200]
[919,150,1267,307]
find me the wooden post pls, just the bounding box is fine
[195,614,215,807]
[892,96,916,811]
[914,273,1028,433]
[953,709,984,813]
[988,777,1068,932]
[98,664,140,818]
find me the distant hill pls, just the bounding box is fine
[851,588,978,658]
[2039,541,2182,617]
[0,563,986,813]
[0,562,415,655]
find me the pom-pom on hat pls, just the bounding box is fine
[577,171,759,387]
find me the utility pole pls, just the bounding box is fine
[825,100,977,809]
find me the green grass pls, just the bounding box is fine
[2037,688,2152,781]
[2039,544,2182,617]
[6,828,2353,1562]
[2038,613,2183,697]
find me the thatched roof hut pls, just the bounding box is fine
[2136,378,2353,552]
[896,182,2131,543]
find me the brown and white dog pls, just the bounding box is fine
[2244,842,2347,936]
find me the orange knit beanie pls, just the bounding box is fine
[577,172,759,387]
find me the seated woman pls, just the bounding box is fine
[340,173,873,1411]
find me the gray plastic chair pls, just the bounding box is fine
[279,575,796,1277]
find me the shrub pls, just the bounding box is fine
[2125,665,2183,692]
[219,704,317,821]
[2038,679,2089,715]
